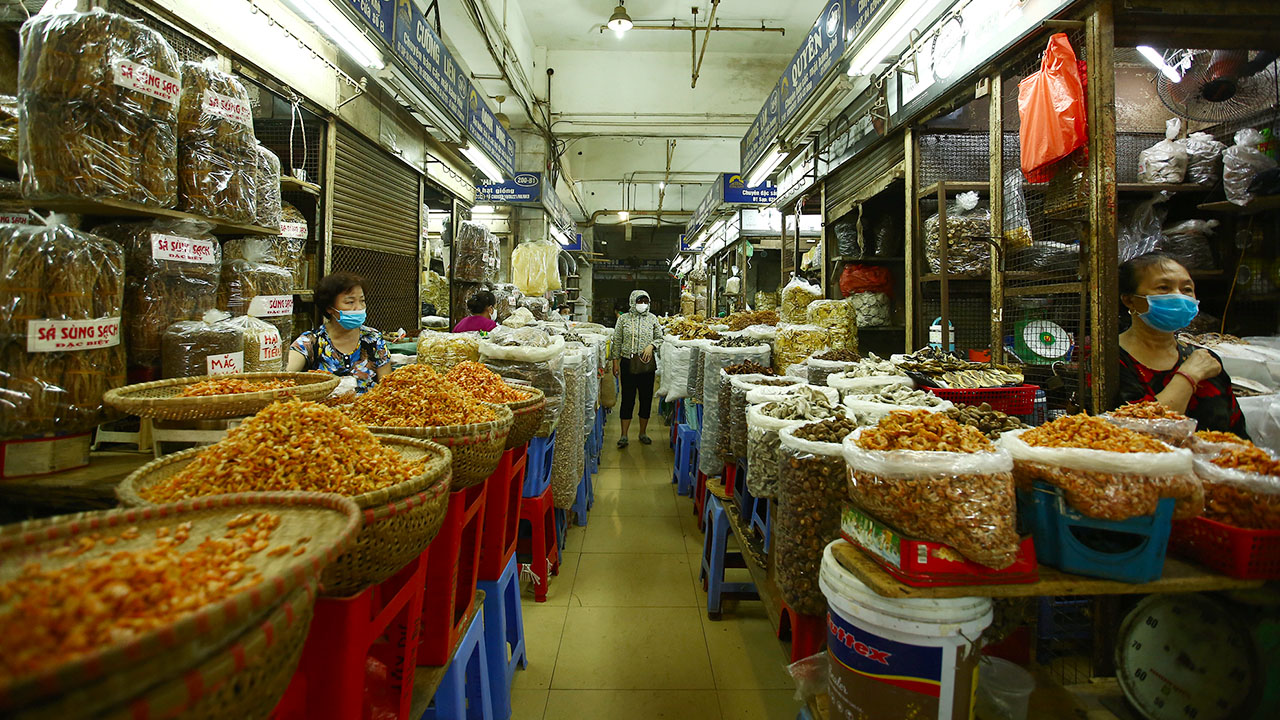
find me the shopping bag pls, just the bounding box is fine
[1018,33,1087,181]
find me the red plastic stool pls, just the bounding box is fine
[724,462,739,499]
[478,446,528,583]
[271,547,429,720]
[517,482,560,603]
[777,596,826,663]
[420,482,488,666]
[694,472,709,531]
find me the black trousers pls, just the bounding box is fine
[619,363,656,421]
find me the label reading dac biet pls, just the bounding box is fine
[207,351,244,375]
[259,328,283,362]
[247,295,293,318]
[280,222,308,239]
[151,233,217,264]
[113,60,181,104]
[27,317,122,353]
[203,90,253,126]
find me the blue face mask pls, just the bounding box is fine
[1136,293,1199,333]
[336,309,366,330]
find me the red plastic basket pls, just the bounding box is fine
[1169,516,1280,580]
[926,384,1037,415]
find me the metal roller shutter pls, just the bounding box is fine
[825,136,905,222]
[330,125,421,331]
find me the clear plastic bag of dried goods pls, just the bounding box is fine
[774,324,829,375]
[776,422,857,615]
[417,329,480,374]
[925,191,991,274]
[843,428,1020,569]
[754,291,778,312]
[998,427,1202,520]
[551,345,589,509]
[1192,450,1280,530]
[1183,131,1226,186]
[512,239,557,296]
[745,388,841,499]
[658,335,692,401]
[177,59,258,223]
[254,145,282,230]
[225,314,282,372]
[18,10,181,208]
[833,216,861,259]
[223,235,304,289]
[843,386,952,426]
[699,344,771,475]
[1101,412,1198,448]
[1224,129,1278,206]
[1004,169,1033,250]
[0,95,17,169]
[1118,192,1169,263]
[730,375,803,458]
[481,333,566,436]
[0,221,126,437]
[161,309,244,379]
[781,276,822,324]
[1156,219,1218,270]
[687,338,716,403]
[455,220,499,283]
[422,269,449,312]
[217,258,293,347]
[1138,118,1188,184]
[806,299,857,353]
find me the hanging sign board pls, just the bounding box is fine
[476,171,542,204]
[543,180,574,235]
[741,82,781,178]
[779,1,848,125]
[556,231,583,252]
[722,173,778,205]
[347,0,394,45]
[467,87,517,179]
[391,0,467,126]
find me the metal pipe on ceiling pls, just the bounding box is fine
[691,0,721,88]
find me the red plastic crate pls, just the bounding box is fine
[926,384,1037,415]
[1170,516,1280,580]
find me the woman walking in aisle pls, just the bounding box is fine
[611,290,662,448]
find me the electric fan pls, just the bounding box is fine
[1156,50,1280,123]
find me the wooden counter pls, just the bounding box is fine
[0,451,152,519]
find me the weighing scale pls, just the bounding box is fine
[1012,318,1073,365]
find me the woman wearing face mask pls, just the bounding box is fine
[1117,252,1247,436]
[286,271,390,394]
[610,290,662,448]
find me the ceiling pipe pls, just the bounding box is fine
[691,0,720,88]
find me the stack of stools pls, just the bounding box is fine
[699,483,758,620]
[420,480,488,665]
[777,596,826,662]
[672,422,698,498]
[478,447,531,719]
[518,433,560,602]
[419,590,492,720]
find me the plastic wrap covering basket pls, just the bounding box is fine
[504,385,547,450]
[551,348,589,509]
[698,344,770,476]
[116,436,452,597]
[366,402,512,489]
[103,372,340,420]
[0,492,360,719]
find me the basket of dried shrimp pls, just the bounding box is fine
[116,401,453,597]
[103,372,339,420]
[444,361,546,449]
[0,492,361,720]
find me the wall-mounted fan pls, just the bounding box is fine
[1156,50,1279,123]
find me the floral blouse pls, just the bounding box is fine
[291,325,390,394]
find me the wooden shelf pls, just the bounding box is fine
[1115,182,1211,194]
[833,255,904,263]
[280,175,322,196]
[1198,195,1280,215]
[0,451,153,514]
[34,196,279,235]
[857,325,905,331]
[916,180,988,199]
[294,290,313,301]
[920,273,988,282]
[829,541,1263,600]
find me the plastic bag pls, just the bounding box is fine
[839,264,892,297]
[422,270,449,312]
[455,221,499,283]
[788,652,829,703]
[729,375,802,458]
[1003,169,1033,250]
[1224,129,1278,205]
[781,276,822,324]
[806,300,857,352]
[843,387,952,426]
[1157,219,1218,270]
[658,336,693,401]
[1138,118,1188,184]
[1118,192,1169,263]
[1183,131,1226,186]
[223,236,304,289]
[774,324,829,374]
[600,372,617,409]
[162,310,244,379]
[849,293,891,327]
[521,296,550,321]
[998,428,1201,520]
[551,347,588,509]
[699,344,771,476]
[869,214,899,257]
[217,258,293,348]
[777,424,854,614]
[828,373,912,399]
[754,291,778,312]
[254,145,282,230]
[512,240,557,296]
[0,95,17,169]
[225,314,282,372]
[1017,33,1086,179]
[1102,412,1198,448]
[177,59,258,224]
[417,330,480,373]
[844,430,1019,569]
[482,331,565,435]
[833,216,861,259]
[687,338,715,402]
[18,10,180,208]
[1193,452,1280,530]
[93,219,220,381]
[0,221,126,437]
[925,191,991,274]
[491,283,520,323]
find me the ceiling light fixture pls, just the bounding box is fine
[617,210,630,221]
[283,0,384,69]
[473,205,496,214]
[608,2,633,36]
[846,0,944,77]
[460,144,504,183]
[1136,46,1183,83]
[747,147,786,188]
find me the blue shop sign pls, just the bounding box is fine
[467,88,516,179]
[392,0,467,126]
[722,173,778,205]
[779,1,847,124]
[347,0,394,44]
[476,172,542,204]
[740,82,781,177]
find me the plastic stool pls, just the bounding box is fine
[700,493,758,620]
[672,424,698,497]
[516,483,560,603]
[778,596,826,663]
[420,482,487,666]
[734,467,752,518]
[522,433,556,498]
[478,554,527,720]
[554,508,568,551]
[694,471,709,531]
[479,447,528,582]
[420,593,493,720]
[571,465,591,527]
[749,495,772,554]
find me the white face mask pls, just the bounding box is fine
[635,303,650,314]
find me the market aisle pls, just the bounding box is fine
[513,411,800,720]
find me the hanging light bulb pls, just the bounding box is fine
[608,2,633,35]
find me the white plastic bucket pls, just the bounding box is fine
[975,657,1035,720]
[820,540,993,720]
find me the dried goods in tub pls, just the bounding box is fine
[1195,443,1280,530]
[1103,400,1197,447]
[999,414,1202,521]
[344,364,497,427]
[845,410,1020,569]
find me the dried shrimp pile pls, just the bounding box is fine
[345,364,497,427]
[1111,401,1188,420]
[1021,414,1170,453]
[857,410,993,453]
[445,361,530,403]
[177,377,297,397]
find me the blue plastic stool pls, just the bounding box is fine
[521,433,557,498]
[699,494,759,620]
[749,495,771,554]
[571,465,591,527]
[733,460,751,517]
[477,554,527,720]
[420,595,493,720]
[672,424,698,497]
[553,508,567,552]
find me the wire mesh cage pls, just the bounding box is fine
[918,131,991,187]
[331,245,419,333]
[921,292,991,354]
[116,1,217,63]
[1036,596,1096,686]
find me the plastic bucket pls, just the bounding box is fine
[975,657,1035,720]
[820,540,993,720]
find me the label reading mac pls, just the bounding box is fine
[113,60,181,104]
[259,328,283,362]
[248,295,293,318]
[280,221,308,239]
[151,233,217,264]
[207,351,244,375]
[203,90,253,126]
[27,317,122,352]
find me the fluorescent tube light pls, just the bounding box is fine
[847,0,944,77]
[283,0,385,70]
[473,205,496,214]
[1137,46,1182,83]
[747,148,786,188]
[461,144,504,183]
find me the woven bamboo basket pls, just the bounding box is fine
[504,386,546,450]
[368,403,513,489]
[0,493,360,718]
[103,372,340,420]
[116,436,454,597]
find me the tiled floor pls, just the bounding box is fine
[514,412,801,720]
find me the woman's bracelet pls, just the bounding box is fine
[1173,370,1199,389]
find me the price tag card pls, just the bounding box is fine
[280,221,308,240]
[207,351,244,375]
[151,233,218,264]
[0,214,30,225]
[259,328,283,362]
[27,317,122,352]
[113,60,181,104]
[247,295,294,317]
[203,90,253,126]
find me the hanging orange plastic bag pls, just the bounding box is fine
[1018,33,1087,181]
